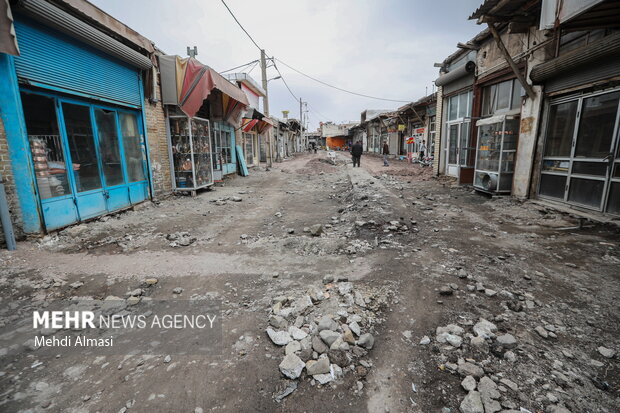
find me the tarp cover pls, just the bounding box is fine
[161,55,249,121]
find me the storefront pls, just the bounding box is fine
[0,4,154,232]
[240,114,273,166]
[531,30,620,216]
[436,58,476,181]
[537,88,620,215]
[159,55,248,190]
[473,77,523,194]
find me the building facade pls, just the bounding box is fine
[0,0,170,235]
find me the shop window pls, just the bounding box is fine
[448,91,471,121]
[21,93,72,200]
[448,125,458,164]
[607,183,620,215]
[544,101,577,157]
[63,103,102,192]
[119,113,146,182]
[539,174,566,199]
[482,79,520,116]
[221,130,232,163]
[94,109,124,187]
[459,123,470,166]
[243,132,254,165]
[568,177,604,208]
[574,91,620,158]
[476,123,501,171]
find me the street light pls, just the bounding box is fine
[267,76,281,83]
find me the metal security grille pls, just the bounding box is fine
[13,17,142,107]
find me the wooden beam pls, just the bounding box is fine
[457,42,480,50]
[487,22,536,100]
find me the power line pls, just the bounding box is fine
[273,61,298,102]
[275,58,411,103]
[246,60,260,75]
[220,0,262,51]
[220,59,259,74]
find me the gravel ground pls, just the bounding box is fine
[0,151,618,413]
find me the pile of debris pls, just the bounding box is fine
[423,317,582,413]
[265,277,388,398]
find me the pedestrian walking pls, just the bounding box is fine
[351,140,363,167]
[382,141,390,166]
[419,140,427,161]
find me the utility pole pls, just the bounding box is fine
[299,97,303,151]
[260,49,273,167]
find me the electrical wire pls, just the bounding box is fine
[272,61,298,102]
[220,59,259,74]
[246,60,259,75]
[275,58,410,103]
[220,0,262,51]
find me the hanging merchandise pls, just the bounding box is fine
[169,116,214,192]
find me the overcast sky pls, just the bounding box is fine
[90,0,484,130]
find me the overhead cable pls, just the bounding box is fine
[275,58,411,103]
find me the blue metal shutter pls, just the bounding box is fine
[13,17,142,107]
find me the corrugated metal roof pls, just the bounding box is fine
[469,0,540,21]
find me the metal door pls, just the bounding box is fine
[59,101,108,220]
[565,91,620,210]
[93,108,130,211]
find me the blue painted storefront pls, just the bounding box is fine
[0,16,152,233]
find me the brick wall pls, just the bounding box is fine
[0,117,24,238]
[144,72,173,198]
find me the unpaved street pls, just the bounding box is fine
[1,152,619,413]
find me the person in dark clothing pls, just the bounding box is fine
[382,141,390,166]
[351,140,363,167]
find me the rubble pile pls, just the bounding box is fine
[265,278,389,399]
[421,309,618,413]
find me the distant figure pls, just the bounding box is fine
[382,141,390,166]
[351,140,363,167]
[313,142,317,154]
[419,140,427,160]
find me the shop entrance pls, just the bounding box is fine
[21,91,149,230]
[539,89,620,215]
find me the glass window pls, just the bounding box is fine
[221,130,232,163]
[448,95,458,121]
[574,91,620,158]
[459,122,470,166]
[511,81,523,109]
[95,109,124,187]
[448,124,458,164]
[21,93,72,200]
[458,92,469,119]
[482,84,496,116]
[607,182,620,215]
[63,103,102,192]
[496,80,512,111]
[544,101,577,157]
[476,122,502,171]
[119,113,146,182]
[539,174,566,199]
[568,177,604,208]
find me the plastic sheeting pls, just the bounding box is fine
[159,55,249,121]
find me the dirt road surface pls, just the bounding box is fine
[0,152,618,413]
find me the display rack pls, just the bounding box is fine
[168,116,214,193]
[473,115,519,194]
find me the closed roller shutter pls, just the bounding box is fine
[13,17,142,107]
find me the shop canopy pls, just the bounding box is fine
[159,55,249,122]
[241,108,273,134]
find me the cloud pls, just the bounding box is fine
[90,0,484,129]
